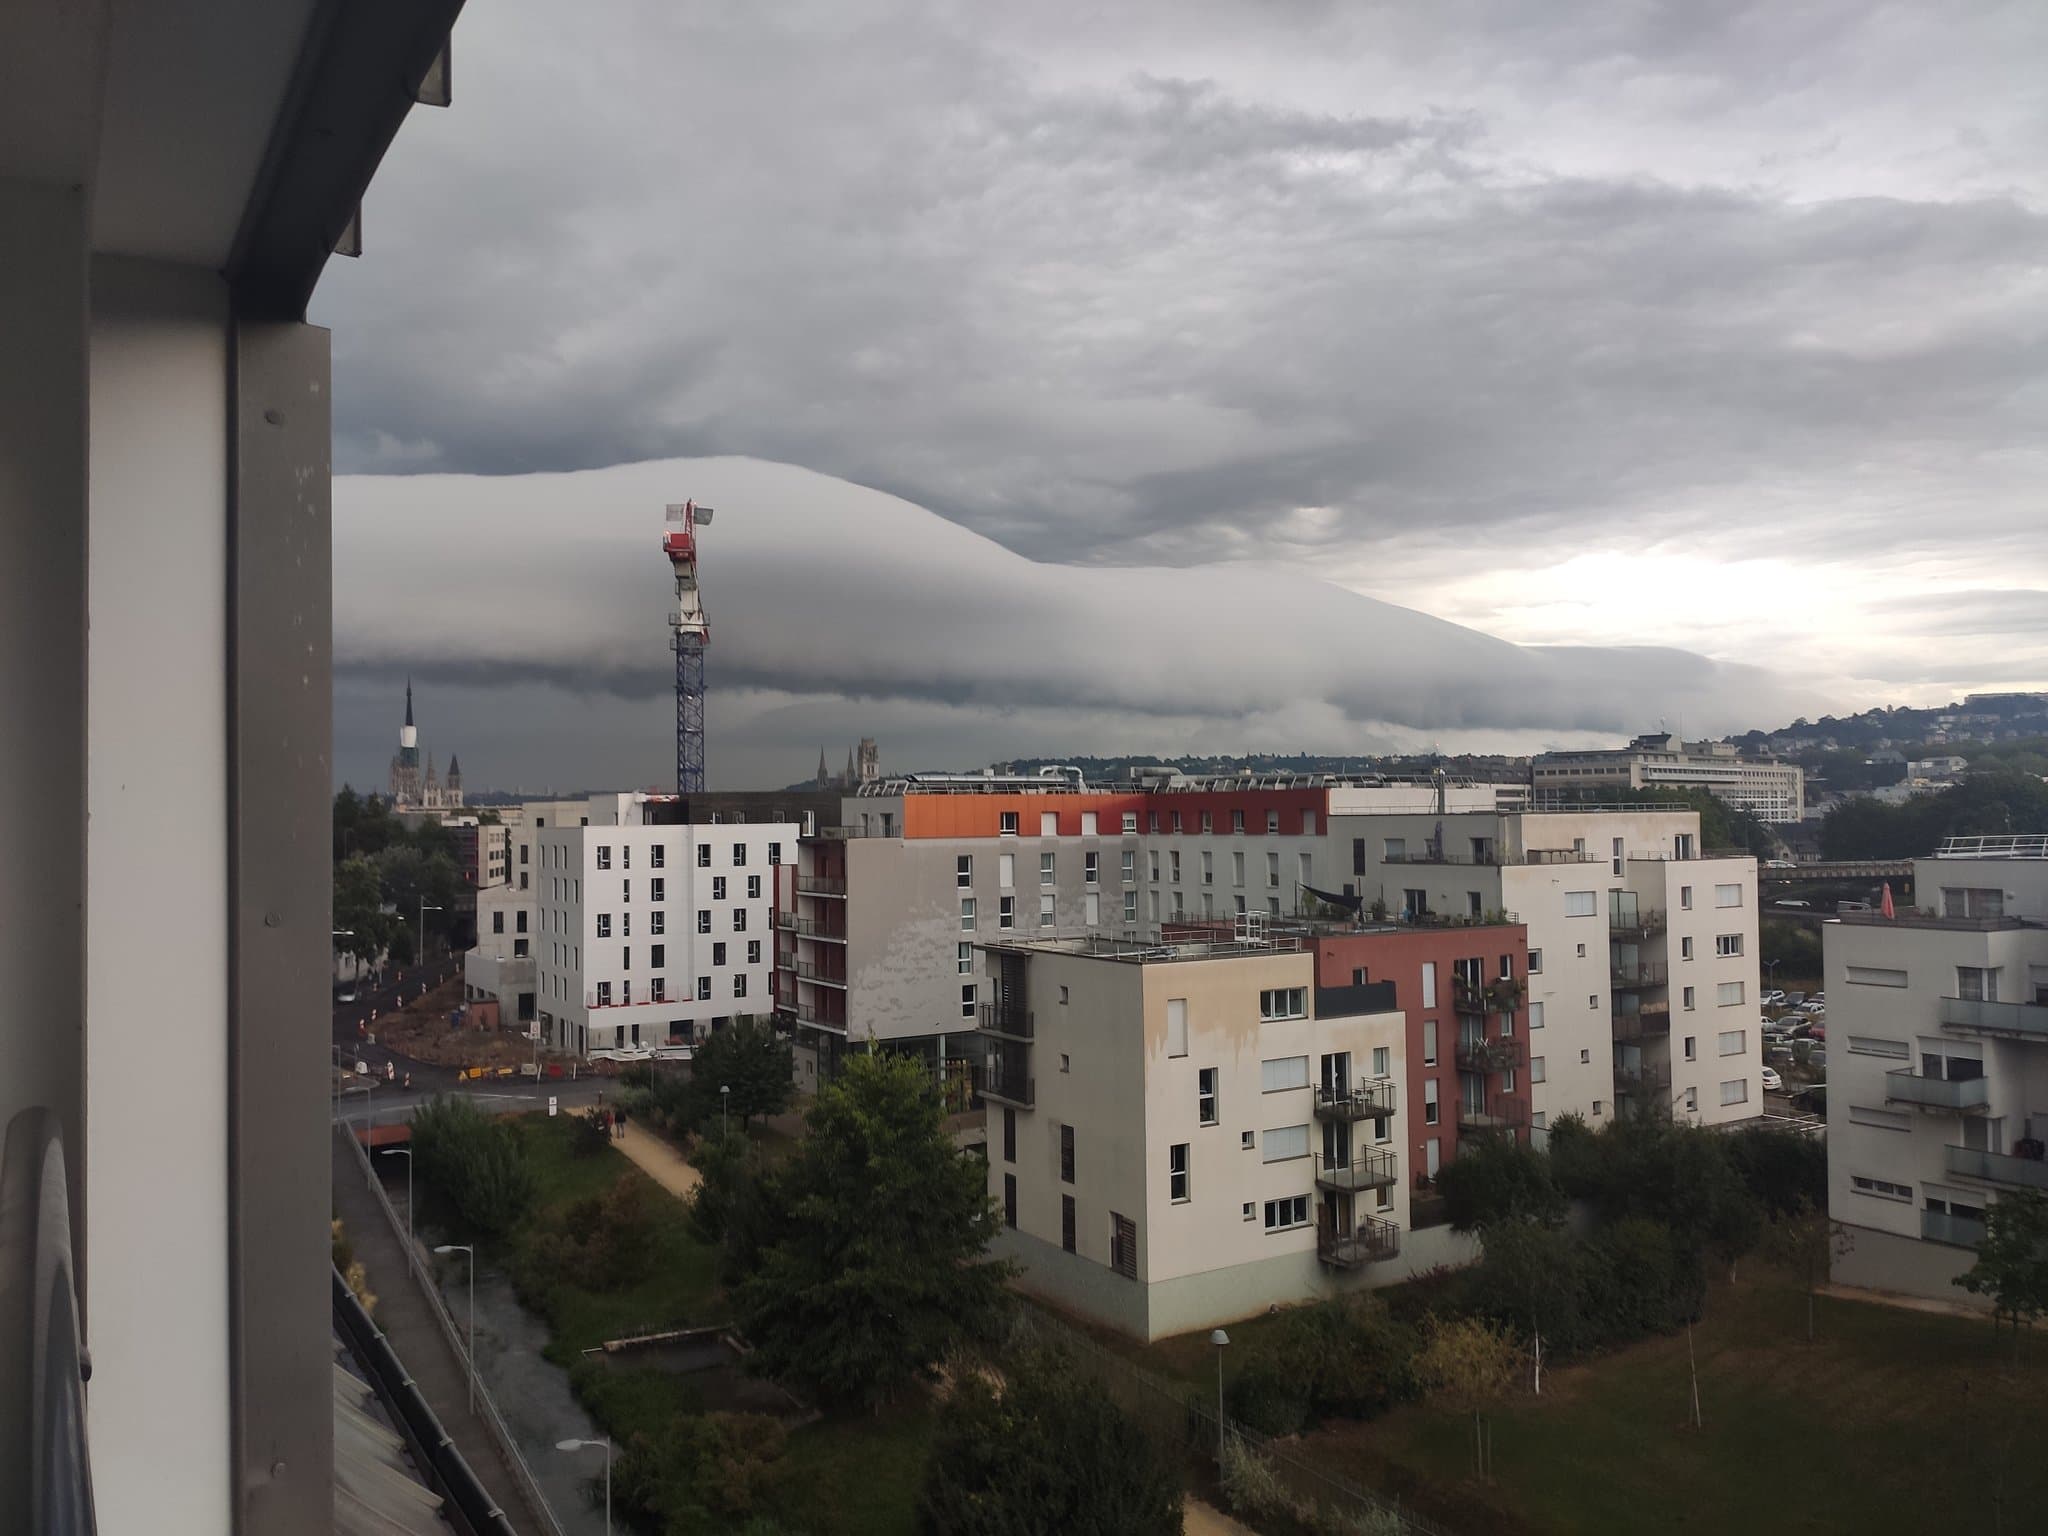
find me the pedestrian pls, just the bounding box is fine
[600,1107,614,1138]
[403,1072,412,1090]
[615,1104,628,1139]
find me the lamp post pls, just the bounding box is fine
[556,1437,613,1534]
[433,1243,476,1413]
[720,1083,730,1140]
[1763,957,1782,990]
[419,900,444,965]
[384,1147,414,1256]
[1210,1328,1230,1463]
[341,1082,376,1137]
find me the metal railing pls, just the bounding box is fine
[1386,848,1595,866]
[1456,1095,1530,1133]
[783,956,847,987]
[796,875,847,896]
[1317,1213,1402,1267]
[1313,1080,1399,1119]
[1883,1069,1990,1112]
[340,1127,566,1536]
[1940,995,2048,1039]
[775,912,846,940]
[1455,1034,1525,1074]
[1610,962,1669,990]
[1936,834,2048,860]
[977,1001,1034,1039]
[1608,910,1668,938]
[1946,1143,2048,1192]
[1314,1147,1399,1193]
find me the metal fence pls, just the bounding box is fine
[1011,1307,1457,1536]
[340,1129,568,1536]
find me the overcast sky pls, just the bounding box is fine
[314,0,2048,792]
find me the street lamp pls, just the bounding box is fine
[556,1437,613,1533]
[341,1081,376,1137]
[383,1147,414,1255]
[419,901,444,964]
[433,1243,476,1413]
[720,1083,731,1140]
[1210,1328,1230,1463]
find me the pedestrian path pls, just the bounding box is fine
[614,1120,702,1199]
[1184,1496,1257,1534]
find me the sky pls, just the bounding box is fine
[315,0,2048,792]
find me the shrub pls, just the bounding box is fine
[1437,1134,1563,1232]
[1226,1351,1314,1437]
[527,1175,659,1293]
[1220,1431,1298,1529]
[1227,1294,1419,1433]
[410,1095,537,1237]
[1412,1313,1518,1405]
[613,1411,789,1534]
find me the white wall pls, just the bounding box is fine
[83,255,232,1531]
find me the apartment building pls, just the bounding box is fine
[980,934,1434,1341]
[529,793,796,1056]
[1532,733,1805,823]
[1341,806,1763,1132]
[1827,836,2048,1306]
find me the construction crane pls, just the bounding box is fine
[663,500,714,794]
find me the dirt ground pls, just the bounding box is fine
[364,978,592,1075]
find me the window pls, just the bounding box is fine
[1683,1035,1697,1061]
[1528,948,1542,974]
[1422,1019,1438,1066]
[746,875,760,899]
[1719,1078,1749,1106]
[768,841,782,865]
[1683,986,1696,1011]
[746,940,760,965]
[1201,811,1213,833]
[1060,1125,1076,1183]
[1198,1068,1218,1125]
[1000,811,1018,836]
[1424,1078,1439,1125]
[1261,1055,1309,1092]
[1061,1195,1076,1252]
[1148,850,1161,882]
[1846,1036,1910,1059]
[1611,835,1624,876]
[961,984,976,1019]
[1167,998,1189,1058]
[1263,1195,1310,1232]
[596,981,612,1005]
[1123,890,1137,921]
[1170,850,1181,883]
[712,942,726,965]
[697,844,712,867]
[513,939,528,958]
[1201,850,1213,885]
[651,978,665,1002]
[520,845,530,866]
[1060,1054,1070,1073]
[1002,1107,1016,1162]
[1593,1100,1604,1117]
[650,844,664,869]
[1241,1130,1255,1149]
[1039,893,1055,928]
[999,895,1015,930]
[1084,850,1099,884]
[697,977,711,1000]
[1715,934,1743,957]
[1242,1202,1255,1221]
[1580,1048,1591,1064]
[1680,936,1693,960]
[596,845,612,869]
[1845,967,1909,988]
[1564,890,1597,917]
[1530,1055,1546,1083]
[997,852,1015,889]
[1004,1173,1017,1227]
[957,855,973,889]
[1943,886,2004,919]
[1169,1144,1190,1202]
[1371,1045,1390,1079]
[492,911,504,934]
[1718,1029,1746,1056]
[1042,812,1059,837]
[1680,884,1694,909]
[960,899,977,932]
[650,943,665,968]
[651,877,666,902]
[1958,966,1999,1003]
[596,913,612,938]
[1268,809,1282,834]
[1081,812,1098,835]
[1122,811,1138,834]
[621,879,631,904]
[1259,987,1307,1020]
[1041,850,1056,885]
[732,908,747,932]
[1267,852,1280,887]
[1714,883,1742,908]
[1121,850,1135,883]
[958,942,973,976]
[650,911,664,935]
[712,876,726,901]
[1262,1124,1310,1163]
[1716,981,1745,1006]
[733,844,747,866]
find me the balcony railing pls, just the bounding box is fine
[1385,848,1595,867]
[1314,1146,1399,1193]
[1314,1080,1399,1120]
[796,875,847,896]
[775,912,846,941]
[1940,995,2048,1040]
[1608,910,1668,939]
[783,957,847,989]
[1921,1207,1988,1249]
[1456,1035,1526,1074]
[1616,1062,1673,1100]
[1457,1095,1529,1134]
[1884,1069,1989,1113]
[1612,1002,1672,1041]
[779,997,845,1030]
[982,1069,1035,1108]
[1946,1143,2048,1191]
[978,1001,1035,1040]
[1610,962,1669,991]
[1317,1213,1401,1268]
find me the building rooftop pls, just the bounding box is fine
[978,931,1310,964]
[1932,834,2048,861]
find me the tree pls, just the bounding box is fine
[1761,1197,1845,1344]
[734,1054,1012,1411]
[1413,1313,1519,1482]
[1436,1133,1562,1232]
[612,1411,788,1534]
[410,1096,537,1238]
[1954,1190,2048,1360]
[685,1018,792,1132]
[918,1349,1182,1536]
[333,854,392,969]
[1468,1219,1588,1384]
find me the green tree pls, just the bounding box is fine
[918,1348,1182,1536]
[1761,1197,1847,1344]
[734,1054,1011,1412]
[410,1096,537,1238]
[1954,1190,2048,1359]
[685,1018,792,1132]
[333,854,391,969]
[371,843,461,954]
[1413,1313,1519,1482]
[612,1411,789,1534]
[1436,1133,1562,1232]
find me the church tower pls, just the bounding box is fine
[388,679,424,806]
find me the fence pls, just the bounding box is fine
[340,1128,568,1536]
[1011,1307,1457,1536]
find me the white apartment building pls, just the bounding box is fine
[466,797,617,1027]
[1827,836,2048,1306]
[1532,733,1805,823]
[982,935,1440,1341]
[1340,806,1763,1132]
[528,793,796,1056]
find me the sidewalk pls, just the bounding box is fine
[614,1120,702,1199]
[1184,1496,1257,1534]
[331,1128,549,1536]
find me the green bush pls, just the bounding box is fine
[1220,1431,1299,1529]
[1435,1134,1562,1232]
[1226,1294,1419,1433]
[612,1411,789,1534]
[525,1175,658,1293]
[410,1095,537,1238]
[1226,1350,1314,1437]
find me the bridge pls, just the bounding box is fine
[1759,860,1912,882]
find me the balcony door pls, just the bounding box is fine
[1320,1050,1352,1100]
[1322,1118,1352,1173]
[1961,1115,2004,1155]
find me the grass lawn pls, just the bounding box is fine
[1272,1267,2048,1536]
[765,1399,937,1536]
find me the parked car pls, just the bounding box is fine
[1838,900,1871,913]
[1765,859,1798,869]
[1761,1065,1784,1092]
[1785,992,1807,1007]
[1804,1022,1826,1041]
[1762,989,1787,1006]
[1799,1000,1827,1015]
[1809,992,1826,1006]
[1807,1048,1827,1069]
[1776,898,1812,908]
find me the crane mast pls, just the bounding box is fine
[663,500,714,795]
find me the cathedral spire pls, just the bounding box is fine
[405,676,414,728]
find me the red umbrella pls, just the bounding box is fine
[1880,882,1896,920]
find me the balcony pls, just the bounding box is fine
[776,912,846,941]
[780,997,846,1030]
[785,957,847,989]
[1457,1095,1529,1134]
[1940,996,2048,1040]
[1608,910,1668,940]
[982,1068,1035,1108]
[1612,1001,1672,1041]
[977,1001,1035,1040]
[1318,1214,1401,1268]
[1385,848,1594,867]
[1455,1035,1525,1075]
[1921,1207,1988,1249]
[1410,1178,1449,1230]
[1610,962,1668,992]
[1884,1069,1989,1113]
[1616,1062,1672,1102]
[1315,1147,1399,1193]
[1947,1144,2048,1192]
[796,875,847,897]
[1314,1080,1399,1121]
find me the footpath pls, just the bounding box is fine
[331,1126,550,1536]
[613,1120,703,1198]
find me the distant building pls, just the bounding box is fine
[386,680,464,810]
[815,738,883,791]
[1532,733,1804,823]
[1908,756,1969,781]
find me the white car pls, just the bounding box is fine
[1761,1066,1784,1092]
[1799,1000,1827,1015]
[1777,898,1812,909]
[1765,859,1798,870]
[1762,989,1786,1007]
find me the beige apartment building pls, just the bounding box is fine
[1531,733,1805,823]
[980,934,1448,1341]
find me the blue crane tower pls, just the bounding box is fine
[662,500,714,794]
